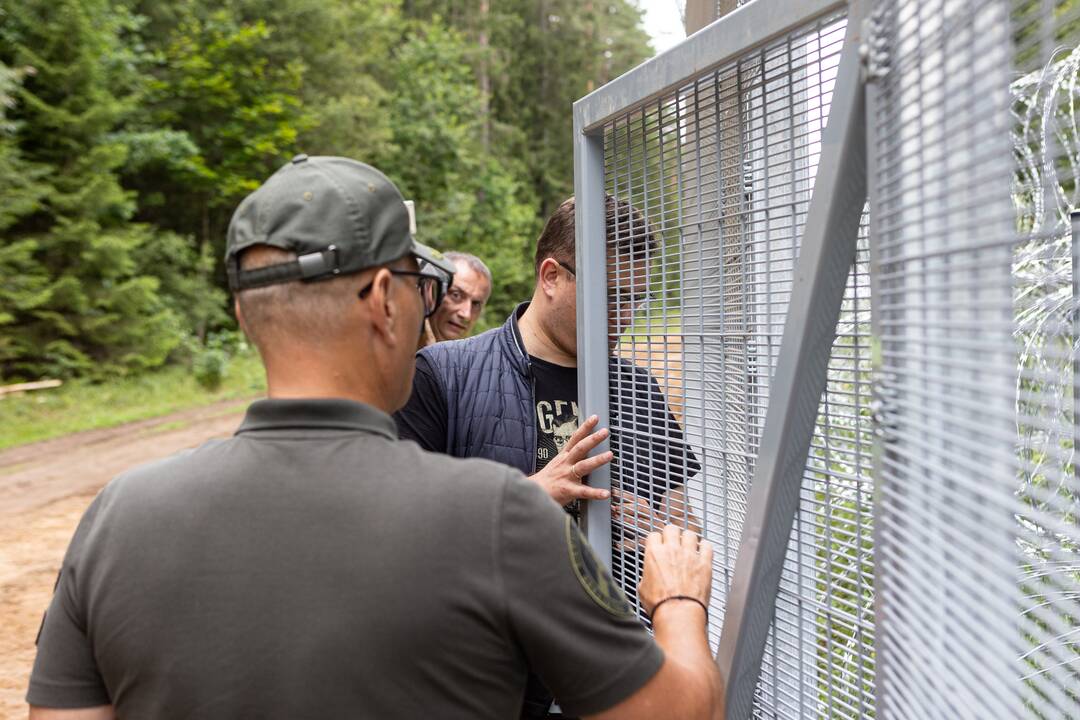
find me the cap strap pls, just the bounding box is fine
[230,246,341,291]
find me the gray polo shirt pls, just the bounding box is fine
[27,398,662,718]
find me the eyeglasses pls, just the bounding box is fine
[556,260,576,277]
[358,270,445,318]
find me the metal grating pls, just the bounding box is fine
[872,0,1080,717]
[577,0,1080,717]
[600,10,876,718]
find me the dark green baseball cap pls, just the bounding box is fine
[225,154,453,291]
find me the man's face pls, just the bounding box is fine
[541,256,649,356]
[608,258,650,347]
[541,258,580,358]
[429,260,491,341]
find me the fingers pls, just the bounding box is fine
[563,483,611,501]
[680,528,701,551]
[568,426,609,461]
[610,490,653,517]
[644,530,663,553]
[662,523,682,545]
[699,541,714,566]
[563,415,599,453]
[610,487,647,506]
[573,451,612,477]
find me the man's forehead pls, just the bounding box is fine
[453,261,491,297]
[452,259,475,277]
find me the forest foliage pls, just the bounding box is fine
[0,0,653,381]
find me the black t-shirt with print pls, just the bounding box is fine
[531,356,580,473]
[394,354,700,509]
[529,356,582,521]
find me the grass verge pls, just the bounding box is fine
[0,352,266,451]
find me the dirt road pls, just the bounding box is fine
[0,399,250,718]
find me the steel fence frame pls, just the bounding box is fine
[574,0,870,717]
[576,0,1080,717]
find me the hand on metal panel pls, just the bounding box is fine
[612,487,702,553]
[610,487,662,552]
[637,524,713,619]
[529,414,613,506]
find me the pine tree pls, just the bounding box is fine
[0,63,50,370]
[0,0,213,379]
[402,0,653,217]
[381,21,539,325]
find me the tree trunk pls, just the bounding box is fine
[479,0,491,154]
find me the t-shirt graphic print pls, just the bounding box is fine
[530,355,581,523]
[535,399,580,470]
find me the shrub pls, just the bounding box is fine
[192,347,228,391]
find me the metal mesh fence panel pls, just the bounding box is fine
[577,0,1080,716]
[872,0,1080,717]
[599,9,876,717]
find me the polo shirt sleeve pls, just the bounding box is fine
[26,495,110,709]
[394,353,449,453]
[497,472,663,716]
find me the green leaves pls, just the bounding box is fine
[0,0,653,381]
[0,0,217,380]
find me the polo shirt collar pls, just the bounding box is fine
[236,398,398,440]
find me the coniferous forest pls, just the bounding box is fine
[0,0,653,382]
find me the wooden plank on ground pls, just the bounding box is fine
[0,380,62,398]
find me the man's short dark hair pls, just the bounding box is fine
[533,195,657,274]
[235,245,358,351]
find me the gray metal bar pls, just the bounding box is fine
[574,0,845,133]
[864,0,891,713]
[574,107,613,566]
[715,9,869,719]
[1072,210,1080,492]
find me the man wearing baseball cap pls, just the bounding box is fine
[26,155,722,720]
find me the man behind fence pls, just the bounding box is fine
[25,156,722,720]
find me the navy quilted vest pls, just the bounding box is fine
[419,303,537,475]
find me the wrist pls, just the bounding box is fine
[649,595,709,624]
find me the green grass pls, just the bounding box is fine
[0,352,266,451]
[619,308,682,345]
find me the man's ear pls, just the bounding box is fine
[538,258,560,298]
[364,268,399,346]
[234,298,251,341]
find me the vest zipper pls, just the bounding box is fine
[529,369,538,474]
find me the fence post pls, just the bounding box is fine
[574,111,614,566]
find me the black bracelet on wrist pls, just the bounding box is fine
[649,595,709,621]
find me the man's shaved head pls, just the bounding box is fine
[235,246,358,352]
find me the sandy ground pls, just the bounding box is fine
[0,399,250,718]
